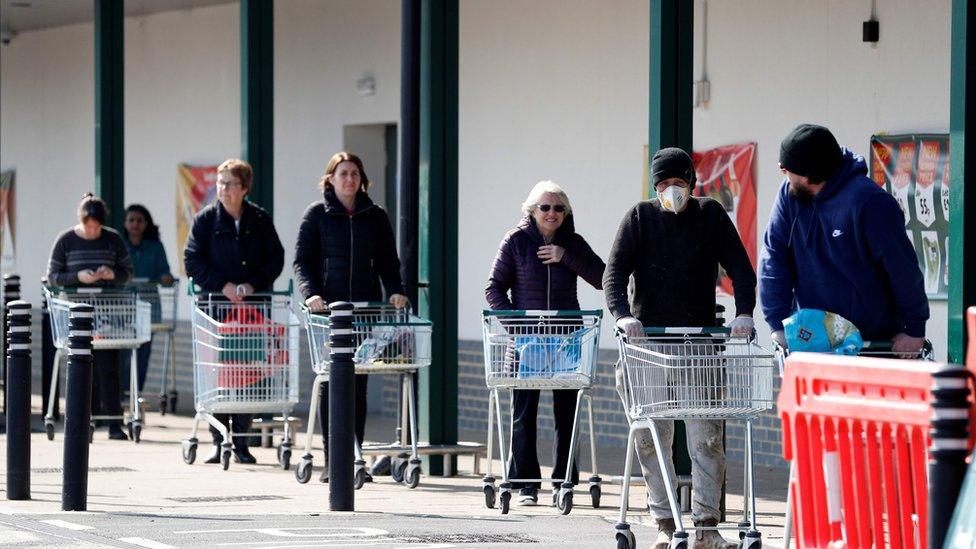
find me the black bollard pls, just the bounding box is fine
[928,366,973,549]
[1,273,20,418]
[328,301,355,511]
[62,303,94,511]
[6,300,32,500]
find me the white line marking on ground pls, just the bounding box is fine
[119,537,176,549]
[0,527,41,543]
[40,519,95,531]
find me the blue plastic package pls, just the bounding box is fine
[783,308,864,355]
[515,328,585,378]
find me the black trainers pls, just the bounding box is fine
[204,445,221,464]
[319,452,329,483]
[108,424,128,441]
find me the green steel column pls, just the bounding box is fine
[650,0,694,475]
[418,0,459,476]
[949,0,976,364]
[241,0,274,215]
[649,0,693,158]
[94,0,124,230]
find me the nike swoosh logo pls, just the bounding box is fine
[832,230,843,237]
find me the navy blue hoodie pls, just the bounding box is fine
[759,149,928,340]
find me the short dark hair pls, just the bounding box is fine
[77,193,108,224]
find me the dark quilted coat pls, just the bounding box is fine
[183,200,284,293]
[485,215,605,310]
[293,189,404,303]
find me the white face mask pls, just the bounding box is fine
[659,184,690,214]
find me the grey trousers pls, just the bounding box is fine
[615,364,725,522]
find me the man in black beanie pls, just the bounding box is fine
[760,124,929,355]
[604,147,756,549]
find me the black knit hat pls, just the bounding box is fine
[779,124,842,182]
[651,147,696,187]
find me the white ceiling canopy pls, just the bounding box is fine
[0,0,235,34]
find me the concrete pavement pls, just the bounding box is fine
[1,397,790,548]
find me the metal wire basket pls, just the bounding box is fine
[617,328,775,421]
[303,303,432,375]
[190,292,300,414]
[481,310,603,390]
[45,286,152,350]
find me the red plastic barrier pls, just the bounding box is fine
[968,306,976,370]
[779,353,944,549]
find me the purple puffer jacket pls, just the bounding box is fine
[485,215,605,311]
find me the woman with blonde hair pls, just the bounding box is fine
[484,180,605,505]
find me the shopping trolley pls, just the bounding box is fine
[294,303,433,488]
[481,309,604,515]
[777,338,934,549]
[613,327,776,549]
[180,283,300,471]
[43,286,152,442]
[129,279,180,414]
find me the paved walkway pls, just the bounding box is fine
[0,398,790,548]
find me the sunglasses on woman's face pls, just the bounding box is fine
[537,204,566,213]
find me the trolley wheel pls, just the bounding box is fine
[354,467,367,490]
[391,458,408,483]
[483,485,496,509]
[499,491,511,515]
[158,394,168,415]
[559,490,573,515]
[277,446,291,470]
[405,467,421,489]
[221,449,231,471]
[45,422,55,441]
[670,534,688,549]
[616,530,636,549]
[739,533,762,549]
[590,484,601,509]
[169,391,178,413]
[183,443,197,465]
[295,459,312,484]
[133,425,142,443]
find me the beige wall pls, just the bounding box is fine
[0,0,953,359]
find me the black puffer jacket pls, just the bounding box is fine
[485,215,605,311]
[293,189,404,302]
[183,200,284,292]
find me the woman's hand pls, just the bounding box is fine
[77,269,98,285]
[389,294,409,309]
[95,265,115,281]
[305,295,327,312]
[222,282,243,303]
[239,283,255,297]
[160,274,175,286]
[537,245,565,264]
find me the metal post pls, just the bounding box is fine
[241,0,274,215]
[399,0,421,307]
[40,282,58,420]
[62,303,94,512]
[1,273,21,418]
[928,366,972,548]
[94,0,124,230]
[327,301,355,511]
[5,301,31,500]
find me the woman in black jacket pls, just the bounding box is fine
[484,180,605,506]
[47,194,134,440]
[184,158,285,464]
[294,151,407,482]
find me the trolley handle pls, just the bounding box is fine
[186,277,294,297]
[775,338,935,361]
[301,301,416,316]
[482,309,604,318]
[128,277,180,289]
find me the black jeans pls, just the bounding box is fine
[508,389,580,490]
[209,414,253,450]
[318,374,369,452]
[90,350,123,423]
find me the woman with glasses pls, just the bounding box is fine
[293,150,408,483]
[484,180,605,506]
[184,158,285,464]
